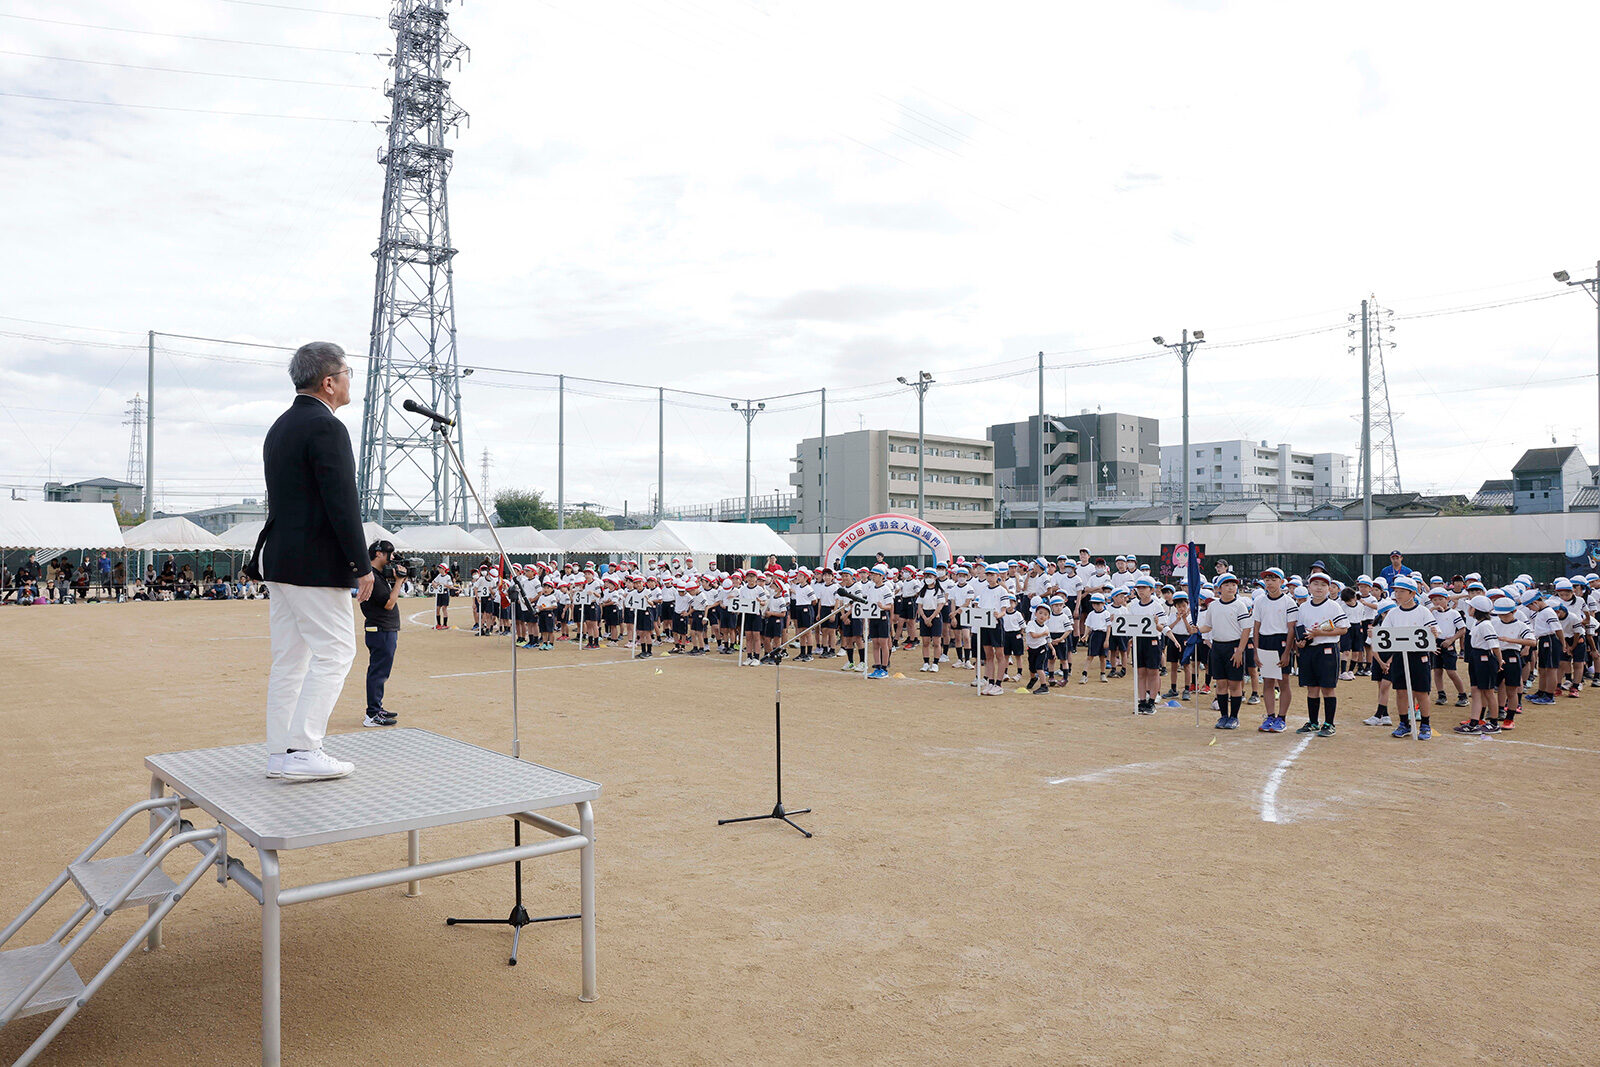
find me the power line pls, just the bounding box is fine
[214,0,381,18]
[0,50,377,88]
[1392,289,1580,321]
[0,90,369,123]
[0,13,378,55]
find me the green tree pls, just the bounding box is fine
[564,508,614,531]
[113,501,145,527]
[495,488,557,529]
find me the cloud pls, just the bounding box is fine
[4,0,1600,515]
[760,286,972,325]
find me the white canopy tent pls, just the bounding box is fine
[484,526,561,554]
[392,524,494,555]
[220,520,406,552]
[605,529,655,554]
[634,520,794,561]
[0,501,125,551]
[543,527,626,554]
[216,519,264,550]
[121,516,227,552]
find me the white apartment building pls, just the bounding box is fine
[1159,439,1351,508]
[790,429,995,533]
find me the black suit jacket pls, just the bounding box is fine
[259,394,372,588]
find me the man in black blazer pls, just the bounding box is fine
[258,342,374,781]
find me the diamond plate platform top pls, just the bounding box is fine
[0,942,85,1019]
[146,729,599,851]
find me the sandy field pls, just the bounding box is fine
[3,598,1599,1066]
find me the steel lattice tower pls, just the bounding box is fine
[1351,297,1403,495]
[124,394,145,491]
[358,0,469,526]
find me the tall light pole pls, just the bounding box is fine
[896,371,935,522]
[732,400,765,524]
[1155,330,1205,543]
[1556,263,1600,540]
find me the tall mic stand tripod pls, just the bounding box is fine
[717,599,850,838]
[417,419,579,965]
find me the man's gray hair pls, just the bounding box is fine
[289,342,348,391]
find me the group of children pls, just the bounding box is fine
[418,551,1599,740]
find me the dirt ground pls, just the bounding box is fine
[3,598,1599,1066]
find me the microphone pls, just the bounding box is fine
[836,587,868,606]
[402,398,456,427]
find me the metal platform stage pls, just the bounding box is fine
[1,729,599,1067]
[150,728,599,1066]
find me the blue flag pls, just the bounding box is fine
[1181,541,1202,665]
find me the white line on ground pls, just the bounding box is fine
[1475,736,1600,755]
[1260,736,1313,823]
[205,635,269,641]
[1048,755,1196,785]
[430,658,652,678]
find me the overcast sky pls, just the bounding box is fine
[3,0,1599,520]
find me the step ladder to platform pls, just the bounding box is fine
[0,797,227,1066]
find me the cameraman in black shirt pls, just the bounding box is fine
[361,540,406,728]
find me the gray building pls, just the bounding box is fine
[44,476,142,514]
[1511,446,1592,514]
[790,429,995,533]
[179,500,267,534]
[990,411,1159,502]
[1158,439,1350,510]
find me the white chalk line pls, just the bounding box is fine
[1472,736,1600,755]
[1048,754,1196,785]
[430,657,650,678]
[1260,736,1314,823]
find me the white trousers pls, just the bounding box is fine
[265,583,357,753]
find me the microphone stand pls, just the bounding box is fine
[418,420,579,966]
[717,598,853,838]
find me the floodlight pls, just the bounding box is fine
[1152,336,1165,346]
[730,402,739,411]
[1554,270,1571,283]
[1192,330,1205,341]
[757,402,765,411]
[896,376,908,384]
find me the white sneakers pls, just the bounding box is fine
[276,748,354,782]
[266,753,285,779]
[928,663,938,673]
[1363,714,1391,726]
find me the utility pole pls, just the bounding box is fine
[1360,299,1372,577]
[731,400,765,524]
[897,371,935,562]
[144,331,154,521]
[657,387,664,526]
[818,387,827,561]
[1036,352,1045,555]
[557,374,565,531]
[1555,262,1600,542]
[1155,330,1206,543]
